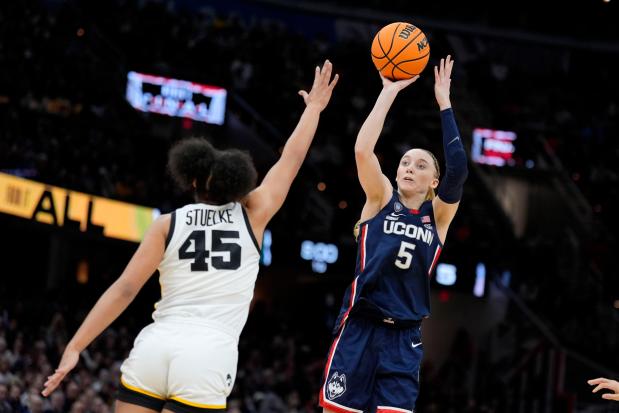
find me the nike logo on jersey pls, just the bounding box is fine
[448,136,460,145]
[386,212,405,221]
[412,341,423,348]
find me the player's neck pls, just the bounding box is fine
[194,196,219,205]
[396,190,426,211]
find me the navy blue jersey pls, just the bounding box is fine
[334,192,442,332]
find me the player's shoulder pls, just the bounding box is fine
[153,212,172,227]
[150,212,172,238]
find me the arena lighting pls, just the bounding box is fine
[471,128,517,166]
[436,263,457,286]
[0,172,160,242]
[126,71,227,125]
[300,240,339,273]
[261,229,272,266]
[473,262,486,297]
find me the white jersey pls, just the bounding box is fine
[153,202,261,340]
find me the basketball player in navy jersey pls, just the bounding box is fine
[319,55,467,413]
[41,60,338,413]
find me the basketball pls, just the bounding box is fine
[371,22,430,80]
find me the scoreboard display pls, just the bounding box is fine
[126,71,227,125]
[471,128,517,167]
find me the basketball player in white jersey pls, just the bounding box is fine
[41,60,339,413]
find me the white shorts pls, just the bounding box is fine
[119,319,238,411]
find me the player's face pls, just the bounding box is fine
[396,149,439,196]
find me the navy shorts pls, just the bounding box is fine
[319,316,423,413]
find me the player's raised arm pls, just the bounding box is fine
[589,377,619,401]
[431,55,468,243]
[244,60,338,234]
[354,74,419,219]
[42,215,169,396]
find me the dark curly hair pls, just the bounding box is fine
[168,138,257,204]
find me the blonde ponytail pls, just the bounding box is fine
[425,187,436,201]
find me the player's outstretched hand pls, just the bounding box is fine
[380,73,419,93]
[42,347,80,397]
[298,60,339,111]
[434,54,454,110]
[588,377,619,401]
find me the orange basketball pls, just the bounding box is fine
[371,22,430,80]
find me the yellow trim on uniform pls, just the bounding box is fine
[120,376,165,400]
[169,396,226,409]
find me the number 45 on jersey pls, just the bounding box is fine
[179,230,242,271]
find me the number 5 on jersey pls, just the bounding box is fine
[395,241,416,269]
[179,230,242,271]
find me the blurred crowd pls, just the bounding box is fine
[0,0,503,257]
[0,299,566,413]
[461,33,619,366]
